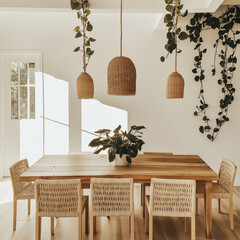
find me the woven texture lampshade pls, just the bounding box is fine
[107,0,136,96]
[77,72,94,99]
[166,71,184,99]
[108,56,136,96]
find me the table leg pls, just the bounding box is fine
[204,181,212,239]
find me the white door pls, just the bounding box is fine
[1,52,43,176]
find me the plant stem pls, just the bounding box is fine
[174,0,178,72]
[83,20,86,73]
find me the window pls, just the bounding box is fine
[10,62,36,119]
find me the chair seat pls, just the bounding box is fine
[196,182,230,199]
[16,183,35,199]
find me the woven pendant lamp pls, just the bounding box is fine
[107,0,136,96]
[166,0,184,99]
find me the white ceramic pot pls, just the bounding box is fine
[114,154,129,166]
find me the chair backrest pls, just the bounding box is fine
[35,179,82,217]
[218,158,237,193]
[9,159,30,196]
[90,178,133,217]
[150,178,196,217]
[144,152,173,156]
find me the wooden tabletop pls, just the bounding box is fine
[20,154,218,183]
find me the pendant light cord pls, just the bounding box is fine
[175,0,178,72]
[120,0,123,57]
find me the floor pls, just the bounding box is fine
[0,178,240,240]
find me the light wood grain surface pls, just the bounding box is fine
[20,154,218,183]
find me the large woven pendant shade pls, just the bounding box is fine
[77,72,94,99]
[166,0,184,99]
[107,0,136,96]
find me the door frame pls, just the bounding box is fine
[0,51,43,178]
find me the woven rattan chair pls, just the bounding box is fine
[142,152,173,216]
[90,178,134,240]
[145,178,196,240]
[35,179,89,240]
[9,159,34,231]
[196,158,237,230]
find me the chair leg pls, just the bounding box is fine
[145,203,149,234]
[131,213,134,240]
[93,216,97,233]
[28,199,31,215]
[184,217,190,233]
[218,199,221,213]
[142,184,146,217]
[36,216,41,240]
[191,215,196,240]
[141,184,143,206]
[78,214,82,240]
[229,197,234,230]
[39,217,42,240]
[85,201,89,234]
[196,198,198,215]
[51,217,54,235]
[149,214,153,240]
[90,213,94,240]
[13,198,17,231]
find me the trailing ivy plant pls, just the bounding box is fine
[160,0,188,62]
[187,6,240,141]
[71,0,95,72]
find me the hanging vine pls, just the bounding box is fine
[187,6,240,141]
[71,0,95,72]
[160,0,188,62]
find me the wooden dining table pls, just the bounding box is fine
[20,153,218,239]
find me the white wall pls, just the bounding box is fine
[0,8,239,184]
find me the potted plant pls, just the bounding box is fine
[88,125,145,166]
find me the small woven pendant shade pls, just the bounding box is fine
[107,0,136,96]
[77,72,94,99]
[166,71,184,98]
[108,56,136,95]
[166,0,184,99]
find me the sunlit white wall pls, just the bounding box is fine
[20,72,43,166]
[81,99,128,152]
[44,73,69,154]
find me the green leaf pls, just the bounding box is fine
[94,129,111,135]
[126,156,132,164]
[85,40,90,46]
[87,22,93,31]
[81,16,88,22]
[160,56,165,62]
[166,5,173,12]
[182,9,188,17]
[113,125,121,134]
[75,31,82,38]
[164,14,173,23]
[88,137,101,147]
[74,26,80,32]
[108,150,116,162]
[77,12,80,19]
[178,32,188,40]
[89,38,96,42]
[199,126,204,134]
[74,47,80,52]
[165,0,173,3]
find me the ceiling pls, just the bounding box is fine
[0,0,227,13]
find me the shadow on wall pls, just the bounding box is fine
[81,99,128,152]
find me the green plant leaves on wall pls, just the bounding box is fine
[187,6,240,141]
